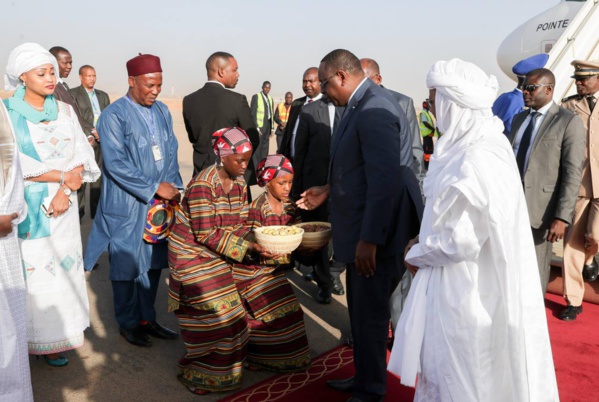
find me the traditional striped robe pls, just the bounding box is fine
[168,166,310,393]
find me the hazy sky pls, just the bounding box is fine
[1,0,558,103]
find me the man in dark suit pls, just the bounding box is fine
[509,68,584,295]
[278,67,322,159]
[183,52,259,182]
[70,65,111,219]
[250,81,274,167]
[360,58,422,180]
[294,96,346,303]
[49,46,85,130]
[298,49,423,402]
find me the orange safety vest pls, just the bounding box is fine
[277,103,291,124]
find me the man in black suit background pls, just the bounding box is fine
[293,95,346,303]
[183,52,259,183]
[278,67,322,160]
[70,65,111,219]
[298,49,423,402]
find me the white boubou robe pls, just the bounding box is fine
[389,131,559,402]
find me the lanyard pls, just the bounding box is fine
[125,94,158,145]
[88,91,100,114]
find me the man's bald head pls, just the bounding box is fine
[526,67,555,84]
[319,49,365,106]
[206,51,239,88]
[206,51,233,76]
[321,49,364,77]
[360,58,382,85]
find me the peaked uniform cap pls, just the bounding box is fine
[571,59,599,78]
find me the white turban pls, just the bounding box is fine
[423,59,504,199]
[4,43,59,91]
[426,58,498,110]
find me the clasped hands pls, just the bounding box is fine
[49,167,84,217]
[156,182,181,203]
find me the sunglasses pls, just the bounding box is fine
[522,83,553,92]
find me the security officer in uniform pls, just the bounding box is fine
[561,59,599,321]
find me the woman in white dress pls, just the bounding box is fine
[4,43,100,367]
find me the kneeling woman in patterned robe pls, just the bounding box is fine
[168,128,310,395]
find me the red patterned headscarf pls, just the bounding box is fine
[212,127,252,158]
[256,154,294,187]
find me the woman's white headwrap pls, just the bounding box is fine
[423,59,504,199]
[4,43,59,91]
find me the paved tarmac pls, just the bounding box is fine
[29,101,351,401]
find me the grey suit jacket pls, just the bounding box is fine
[384,87,423,179]
[69,86,110,134]
[509,102,585,229]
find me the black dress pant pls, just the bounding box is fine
[346,254,402,401]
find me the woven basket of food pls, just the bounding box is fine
[253,225,305,254]
[295,222,332,251]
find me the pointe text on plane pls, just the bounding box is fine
[536,19,569,32]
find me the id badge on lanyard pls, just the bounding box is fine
[126,94,163,162]
[152,144,163,161]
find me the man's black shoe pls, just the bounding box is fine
[558,305,583,321]
[583,260,599,281]
[304,270,316,282]
[315,287,332,304]
[140,321,178,339]
[332,275,345,295]
[327,376,354,393]
[119,326,152,347]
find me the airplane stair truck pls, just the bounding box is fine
[497,0,599,101]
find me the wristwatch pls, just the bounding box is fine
[60,187,72,196]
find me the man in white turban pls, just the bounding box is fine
[388,59,559,402]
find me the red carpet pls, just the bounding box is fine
[219,295,599,402]
[218,345,413,402]
[544,292,598,402]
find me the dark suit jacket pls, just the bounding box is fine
[385,88,423,178]
[293,99,332,201]
[183,82,260,179]
[69,86,110,134]
[54,81,85,129]
[329,79,423,263]
[278,96,307,158]
[509,102,584,229]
